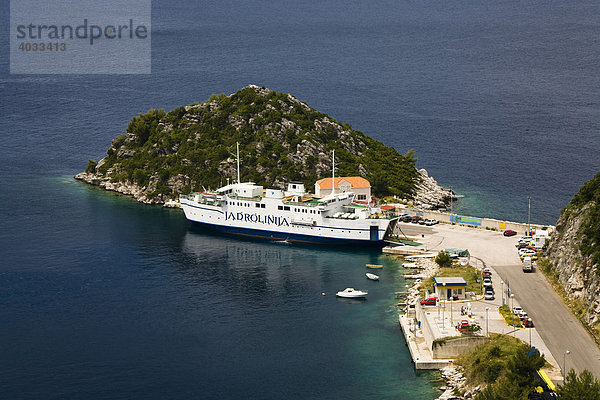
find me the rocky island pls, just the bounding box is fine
[76,85,452,207]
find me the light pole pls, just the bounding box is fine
[501,280,505,307]
[442,300,445,328]
[528,196,531,235]
[510,294,515,335]
[450,186,454,223]
[485,307,489,337]
[563,350,571,382]
[529,324,532,347]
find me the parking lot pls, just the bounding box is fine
[413,222,600,376]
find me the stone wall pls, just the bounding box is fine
[415,302,436,351]
[432,336,490,359]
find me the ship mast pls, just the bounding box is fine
[331,149,335,195]
[236,142,240,185]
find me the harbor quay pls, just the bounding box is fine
[391,220,565,380]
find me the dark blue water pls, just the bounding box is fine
[1,0,599,398]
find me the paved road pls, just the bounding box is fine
[416,223,600,376]
[494,262,600,376]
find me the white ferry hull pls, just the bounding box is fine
[181,201,390,245]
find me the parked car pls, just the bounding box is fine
[503,229,517,237]
[518,237,534,244]
[512,306,523,315]
[519,249,537,257]
[424,218,438,226]
[482,271,492,278]
[411,216,422,223]
[518,311,528,320]
[484,291,495,300]
[482,267,492,274]
[401,215,412,222]
[485,286,494,293]
[420,297,438,306]
[483,278,492,287]
[523,318,534,328]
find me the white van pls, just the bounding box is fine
[522,256,533,272]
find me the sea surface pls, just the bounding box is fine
[1,0,599,398]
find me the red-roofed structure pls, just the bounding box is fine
[314,176,371,201]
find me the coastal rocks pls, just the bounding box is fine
[413,169,455,210]
[437,366,481,400]
[404,258,439,305]
[74,171,163,204]
[548,202,600,326]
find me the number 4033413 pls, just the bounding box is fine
[18,42,66,51]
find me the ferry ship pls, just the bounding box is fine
[179,147,395,245]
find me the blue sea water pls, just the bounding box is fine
[1,0,599,398]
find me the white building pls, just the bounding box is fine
[314,177,371,202]
[434,277,467,300]
[533,230,550,249]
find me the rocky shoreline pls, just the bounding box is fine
[75,167,454,210]
[437,365,481,400]
[413,169,456,211]
[75,171,171,204]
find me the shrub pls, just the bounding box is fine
[435,251,453,268]
[557,369,600,399]
[484,360,503,383]
[85,159,97,173]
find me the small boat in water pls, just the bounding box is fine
[336,288,368,298]
[366,264,383,269]
[366,273,379,281]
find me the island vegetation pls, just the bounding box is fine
[78,85,421,203]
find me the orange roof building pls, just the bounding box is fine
[314,176,371,201]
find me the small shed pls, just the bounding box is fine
[434,277,467,300]
[445,248,470,259]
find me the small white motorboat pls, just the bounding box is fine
[336,288,368,298]
[366,273,379,281]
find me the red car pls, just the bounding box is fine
[503,229,517,237]
[420,297,438,306]
[523,318,534,328]
[482,271,492,278]
[457,320,470,332]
